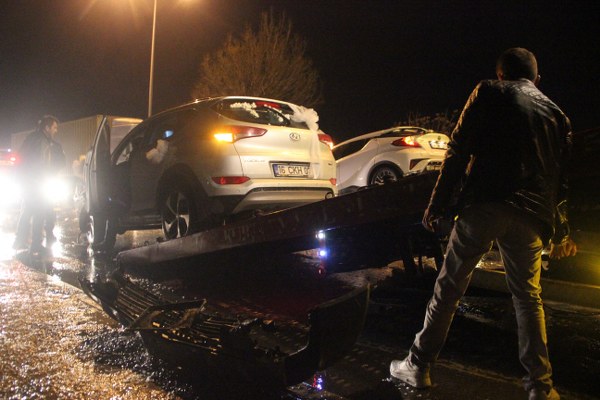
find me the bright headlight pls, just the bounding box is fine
[0,173,21,206]
[42,177,70,204]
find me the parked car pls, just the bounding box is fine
[332,126,449,194]
[84,97,337,249]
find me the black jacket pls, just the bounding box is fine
[429,78,572,244]
[18,129,66,186]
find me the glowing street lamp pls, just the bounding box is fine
[148,0,158,117]
[146,0,194,117]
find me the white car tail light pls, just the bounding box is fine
[392,136,421,148]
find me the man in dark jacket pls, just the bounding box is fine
[13,115,66,254]
[389,48,576,400]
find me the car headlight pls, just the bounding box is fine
[42,177,70,204]
[0,173,21,206]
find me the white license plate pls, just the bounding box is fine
[429,140,448,150]
[272,163,310,177]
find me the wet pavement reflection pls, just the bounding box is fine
[2,208,599,399]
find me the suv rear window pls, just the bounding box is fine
[213,99,309,129]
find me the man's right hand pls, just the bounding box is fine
[549,237,578,259]
[422,205,443,233]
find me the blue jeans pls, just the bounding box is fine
[409,202,553,391]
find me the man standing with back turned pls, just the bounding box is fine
[389,48,577,400]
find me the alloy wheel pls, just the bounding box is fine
[162,190,192,239]
[370,166,400,185]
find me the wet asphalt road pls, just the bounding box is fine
[2,207,599,399]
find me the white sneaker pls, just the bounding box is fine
[529,387,560,400]
[389,358,431,388]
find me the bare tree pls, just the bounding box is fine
[397,110,459,134]
[191,11,323,107]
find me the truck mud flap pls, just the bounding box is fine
[80,273,370,386]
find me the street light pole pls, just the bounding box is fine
[148,0,158,117]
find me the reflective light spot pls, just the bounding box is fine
[0,230,16,260]
[312,371,326,391]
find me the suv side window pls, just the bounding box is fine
[148,109,197,144]
[115,125,147,166]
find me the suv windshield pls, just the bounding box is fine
[213,99,309,129]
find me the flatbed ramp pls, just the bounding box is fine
[116,172,438,271]
[82,173,438,393]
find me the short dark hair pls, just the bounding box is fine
[38,115,59,130]
[496,48,538,81]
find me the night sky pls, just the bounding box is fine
[1,0,599,146]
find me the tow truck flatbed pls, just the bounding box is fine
[116,172,438,272]
[82,172,438,391]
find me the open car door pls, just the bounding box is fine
[87,116,111,215]
[84,116,142,249]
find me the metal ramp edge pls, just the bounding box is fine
[116,172,437,269]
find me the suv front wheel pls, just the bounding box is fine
[87,213,117,251]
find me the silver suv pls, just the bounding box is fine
[84,97,337,249]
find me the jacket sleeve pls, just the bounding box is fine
[428,81,488,212]
[551,116,573,244]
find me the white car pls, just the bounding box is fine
[332,126,449,194]
[84,97,337,249]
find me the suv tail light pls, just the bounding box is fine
[214,126,267,143]
[392,136,421,148]
[212,176,251,185]
[318,133,334,149]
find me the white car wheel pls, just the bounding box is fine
[370,165,401,185]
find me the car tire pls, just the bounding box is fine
[369,165,402,185]
[161,182,199,240]
[88,213,117,251]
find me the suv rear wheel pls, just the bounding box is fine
[161,182,199,240]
